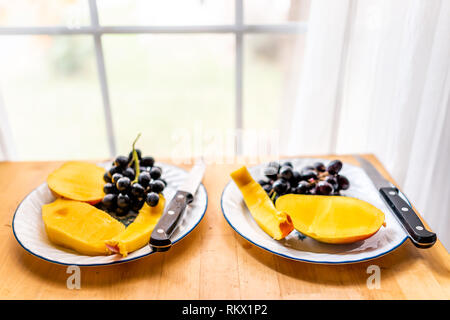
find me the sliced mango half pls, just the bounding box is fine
[47,161,105,204]
[42,199,125,255]
[230,166,294,240]
[276,194,386,244]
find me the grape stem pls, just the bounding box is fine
[271,191,278,202]
[131,133,141,184]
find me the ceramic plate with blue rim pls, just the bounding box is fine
[12,162,208,266]
[221,159,408,264]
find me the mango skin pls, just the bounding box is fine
[42,199,125,255]
[47,161,105,204]
[106,196,165,257]
[231,166,294,240]
[275,194,386,244]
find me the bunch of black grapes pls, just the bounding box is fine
[259,160,350,203]
[101,149,166,217]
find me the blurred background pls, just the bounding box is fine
[0,0,309,159]
[0,0,448,249]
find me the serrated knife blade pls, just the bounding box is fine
[355,156,394,190]
[178,160,206,196]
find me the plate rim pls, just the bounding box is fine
[12,163,208,267]
[220,161,409,265]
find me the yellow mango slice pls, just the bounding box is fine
[231,166,294,240]
[276,194,386,244]
[42,199,125,255]
[47,161,105,204]
[106,196,165,257]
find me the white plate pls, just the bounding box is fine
[221,159,408,264]
[12,162,208,266]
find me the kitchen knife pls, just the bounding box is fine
[149,160,206,252]
[355,156,436,249]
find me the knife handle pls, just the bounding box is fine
[380,187,436,248]
[149,190,194,252]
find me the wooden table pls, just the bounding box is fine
[0,155,448,300]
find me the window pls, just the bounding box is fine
[0,0,310,160]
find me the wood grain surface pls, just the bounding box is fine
[0,155,448,300]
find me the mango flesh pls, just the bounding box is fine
[47,161,105,204]
[231,166,294,240]
[42,199,125,255]
[106,196,165,257]
[275,194,385,244]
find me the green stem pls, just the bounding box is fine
[131,133,141,184]
[270,191,278,202]
[132,132,141,149]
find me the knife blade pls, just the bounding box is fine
[355,155,436,249]
[149,160,206,252]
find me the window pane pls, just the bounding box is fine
[243,34,306,131]
[0,0,90,27]
[0,35,108,160]
[244,0,310,24]
[97,0,234,26]
[102,34,234,157]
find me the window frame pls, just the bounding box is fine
[0,0,307,158]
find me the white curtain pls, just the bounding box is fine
[0,88,15,161]
[285,0,450,250]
